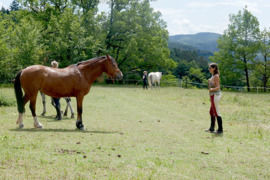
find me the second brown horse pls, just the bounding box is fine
[14,55,123,130]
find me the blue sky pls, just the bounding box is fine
[1,0,270,35]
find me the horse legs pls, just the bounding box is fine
[76,95,84,130]
[29,94,43,128]
[40,92,46,116]
[51,97,56,108]
[63,99,69,116]
[64,98,74,118]
[16,95,29,129]
[68,98,75,118]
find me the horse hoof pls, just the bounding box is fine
[76,121,84,130]
[77,125,84,130]
[41,112,46,116]
[34,123,43,128]
[79,126,84,131]
[71,114,74,119]
[19,124,24,129]
[63,112,67,116]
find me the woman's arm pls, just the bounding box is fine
[209,75,220,92]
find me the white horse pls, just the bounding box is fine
[148,72,162,88]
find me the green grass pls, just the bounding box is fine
[0,86,270,179]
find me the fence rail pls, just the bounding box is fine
[1,78,270,93]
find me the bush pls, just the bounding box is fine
[161,74,179,87]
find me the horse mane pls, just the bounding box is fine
[76,56,106,66]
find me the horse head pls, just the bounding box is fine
[104,55,123,80]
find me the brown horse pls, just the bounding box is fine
[14,55,123,130]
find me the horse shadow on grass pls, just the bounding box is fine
[10,128,121,134]
[10,115,122,134]
[38,115,73,122]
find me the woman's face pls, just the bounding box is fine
[209,66,214,74]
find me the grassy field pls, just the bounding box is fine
[0,86,270,179]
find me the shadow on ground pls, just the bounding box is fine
[38,115,74,121]
[9,128,121,134]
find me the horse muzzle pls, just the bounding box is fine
[115,71,123,80]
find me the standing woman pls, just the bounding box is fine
[50,60,62,120]
[142,71,148,89]
[206,63,223,134]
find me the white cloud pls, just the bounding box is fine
[154,6,227,35]
[0,2,5,8]
[170,18,195,34]
[154,7,184,18]
[151,0,270,35]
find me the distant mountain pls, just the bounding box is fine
[169,32,221,53]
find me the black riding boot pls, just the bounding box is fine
[53,98,62,120]
[206,116,215,133]
[216,116,223,134]
[55,105,62,120]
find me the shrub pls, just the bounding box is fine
[161,74,179,87]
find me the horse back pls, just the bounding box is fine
[20,65,84,97]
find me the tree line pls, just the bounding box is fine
[0,0,176,83]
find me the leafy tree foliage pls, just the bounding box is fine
[104,0,176,79]
[210,7,260,91]
[171,47,209,84]
[0,0,175,82]
[256,28,270,91]
[10,0,21,11]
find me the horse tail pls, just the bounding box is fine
[14,71,25,113]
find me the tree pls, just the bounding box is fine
[0,0,176,84]
[43,8,100,66]
[71,0,99,14]
[257,28,270,91]
[1,7,10,14]
[189,67,207,84]
[10,0,20,11]
[104,0,176,77]
[0,16,12,81]
[210,7,260,91]
[13,17,44,68]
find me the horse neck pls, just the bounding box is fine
[78,59,106,84]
